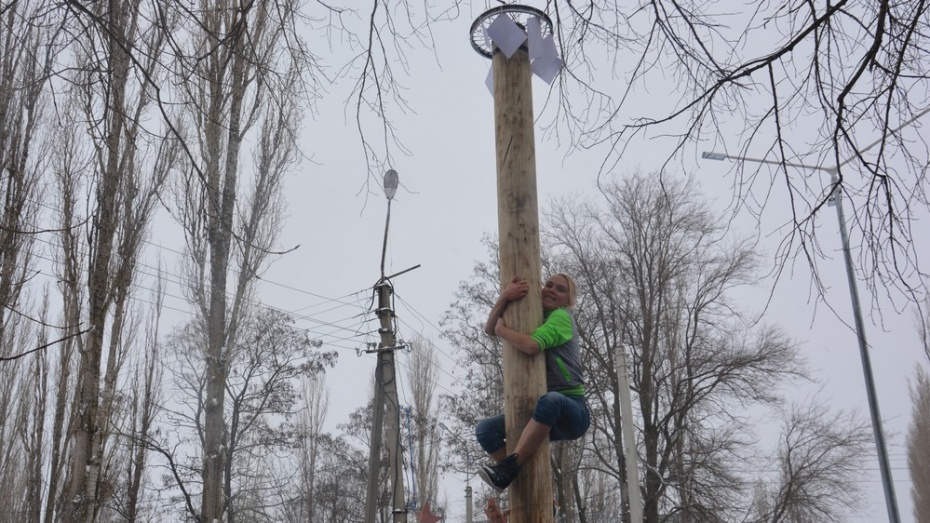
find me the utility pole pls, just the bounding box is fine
[378,282,408,523]
[364,171,408,523]
[616,346,643,523]
[465,485,473,523]
[470,6,559,522]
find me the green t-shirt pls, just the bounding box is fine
[530,308,585,397]
[530,308,573,350]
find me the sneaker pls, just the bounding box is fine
[478,453,520,492]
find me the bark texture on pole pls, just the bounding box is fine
[492,45,553,522]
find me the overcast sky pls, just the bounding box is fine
[142,3,929,521]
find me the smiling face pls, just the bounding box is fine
[541,274,572,312]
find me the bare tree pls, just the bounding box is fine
[0,0,53,339]
[162,1,312,518]
[21,307,50,523]
[0,4,61,518]
[158,308,337,522]
[46,99,87,522]
[544,173,805,522]
[98,277,167,523]
[305,432,370,523]
[908,365,930,523]
[527,1,930,304]
[3,0,177,518]
[551,439,587,523]
[285,374,330,522]
[751,399,871,523]
[404,335,443,513]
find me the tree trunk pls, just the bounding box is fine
[201,6,249,518]
[66,1,131,519]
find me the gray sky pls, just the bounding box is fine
[147,2,928,520]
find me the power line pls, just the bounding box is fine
[22,234,377,351]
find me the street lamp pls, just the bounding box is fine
[366,167,408,523]
[384,169,399,200]
[701,149,900,523]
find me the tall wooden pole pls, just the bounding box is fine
[492,44,552,523]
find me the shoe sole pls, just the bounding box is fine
[477,467,506,493]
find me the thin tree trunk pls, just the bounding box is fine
[65,0,129,514]
[200,24,248,523]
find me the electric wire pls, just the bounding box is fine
[20,232,378,352]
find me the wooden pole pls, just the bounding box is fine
[492,44,552,523]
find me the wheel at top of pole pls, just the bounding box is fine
[469,4,553,58]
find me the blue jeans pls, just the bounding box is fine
[476,392,590,455]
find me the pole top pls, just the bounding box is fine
[469,4,553,58]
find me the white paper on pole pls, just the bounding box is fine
[485,66,494,95]
[527,16,543,61]
[531,34,562,84]
[541,33,558,64]
[532,55,562,84]
[487,14,527,58]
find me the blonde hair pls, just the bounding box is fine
[550,273,577,308]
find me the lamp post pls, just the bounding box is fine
[701,150,900,523]
[364,169,408,523]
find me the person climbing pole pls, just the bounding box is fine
[475,273,590,492]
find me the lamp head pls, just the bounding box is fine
[702,151,727,161]
[383,169,399,200]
